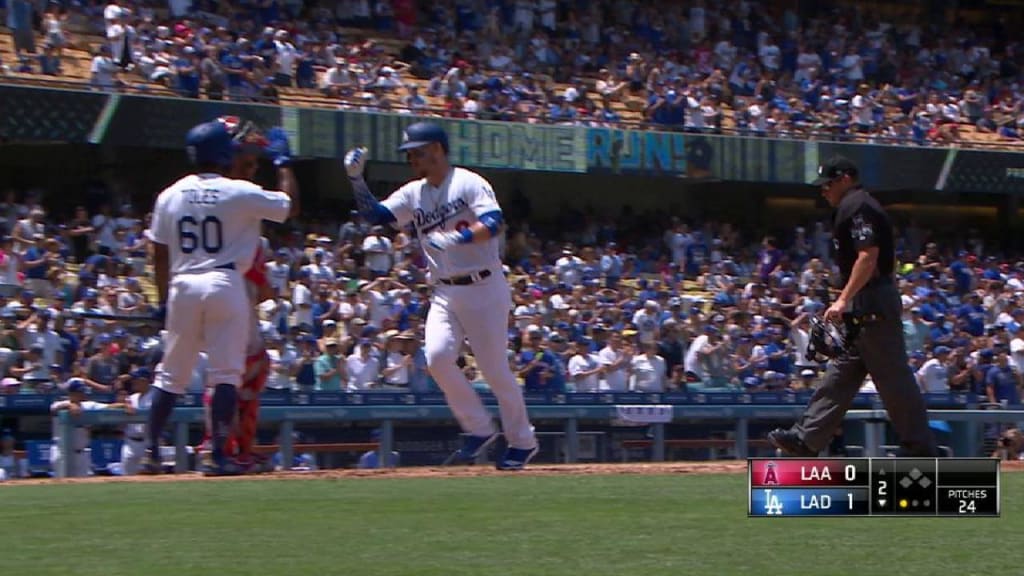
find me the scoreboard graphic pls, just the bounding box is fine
[748,458,999,517]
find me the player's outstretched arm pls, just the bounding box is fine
[344,147,397,226]
[264,128,301,218]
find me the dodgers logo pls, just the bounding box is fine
[414,198,469,232]
[764,489,784,515]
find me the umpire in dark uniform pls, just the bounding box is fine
[768,156,937,457]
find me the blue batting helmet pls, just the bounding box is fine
[185,121,234,166]
[398,121,448,153]
[185,116,265,167]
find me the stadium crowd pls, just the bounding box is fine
[0,189,1020,410]
[3,0,1024,143]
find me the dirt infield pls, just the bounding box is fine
[7,460,1024,486]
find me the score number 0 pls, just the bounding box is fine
[846,465,857,510]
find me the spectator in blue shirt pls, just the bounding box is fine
[22,237,56,297]
[174,48,200,98]
[985,350,1020,405]
[517,329,565,392]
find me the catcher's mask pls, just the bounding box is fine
[806,314,860,362]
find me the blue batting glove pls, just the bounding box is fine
[264,127,292,167]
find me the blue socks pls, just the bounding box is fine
[210,383,237,464]
[147,388,178,460]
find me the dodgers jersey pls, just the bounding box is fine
[150,174,290,276]
[382,167,501,280]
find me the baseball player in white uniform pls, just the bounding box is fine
[144,117,298,475]
[50,378,130,477]
[120,368,152,475]
[344,121,538,470]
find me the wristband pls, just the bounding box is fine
[458,228,474,244]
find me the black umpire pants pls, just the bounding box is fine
[793,282,937,456]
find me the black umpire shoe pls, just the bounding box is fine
[767,429,818,457]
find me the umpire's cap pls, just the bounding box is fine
[185,121,234,167]
[398,121,449,153]
[811,155,859,186]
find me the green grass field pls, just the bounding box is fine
[0,472,1009,576]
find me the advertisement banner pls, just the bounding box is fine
[586,127,806,183]
[6,85,1024,194]
[330,112,587,173]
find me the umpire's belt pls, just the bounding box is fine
[438,269,491,286]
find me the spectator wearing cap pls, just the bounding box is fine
[11,207,45,256]
[91,204,121,256]
[10,344,50,392]
[516,328,565,393]
[567,337,604,393]
[380,330,414,389]
[916,346,951,393]
[971,348,997,395]
[84,334,119,391]
[87,43,115,88]
[630,341,668,392]
[49,378,129,477]
[357,428,400,469]
[794,368,818,390]
[21,309,63,368]
[600,243,623,289]
[362,276,406,329]
[120,367,152,475]
[292,335,317,391]
[1009,324,1024,375]
[311,288,338,339]
[301,248,333,285]
[362,225,394,278]
[346,338,381,391]
[115,277,145,315]
[685,325,726,386]
[0,428,23,481]
[291,270,314,331]
[632,300,661,346]
[986,348,1021,406]
[265,248,292,297]
[0,236,21,295]
[317,318,343,353]
[71,287,109,338]
[902,306,929,355]
[314,338,346,391]
[122,220,149,275]
[265,333,298,391]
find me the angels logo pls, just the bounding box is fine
[763,461,779,485]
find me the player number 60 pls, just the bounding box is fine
[178,215,224,254]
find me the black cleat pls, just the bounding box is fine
[767,429,818,457]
